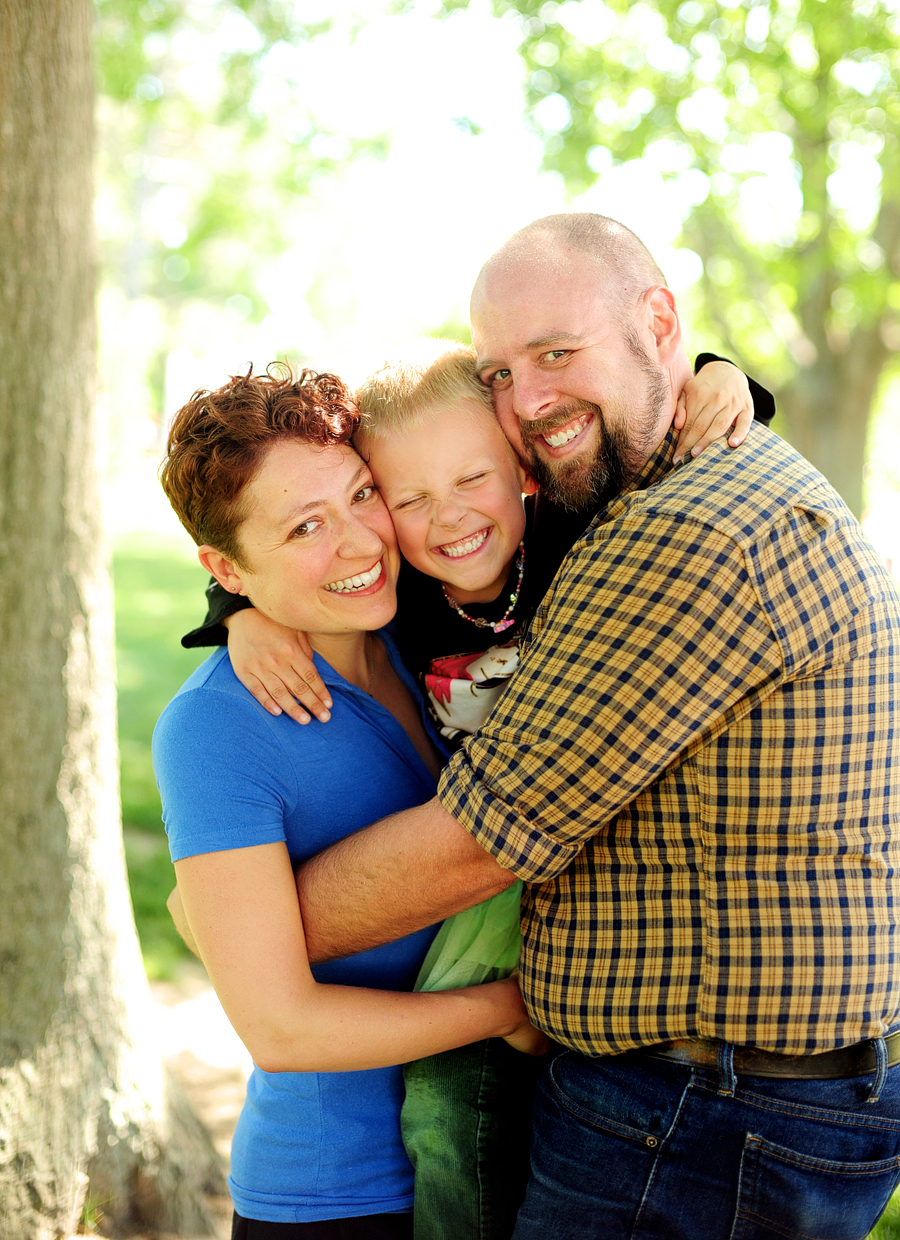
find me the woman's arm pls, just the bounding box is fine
[175,841,547,1073]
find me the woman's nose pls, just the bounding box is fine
[339,511,386,558]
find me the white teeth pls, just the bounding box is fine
[438,529,489,558]
[544,416,589,448]
[325,561,383,593]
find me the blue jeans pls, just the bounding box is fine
[512,1045,900,1240]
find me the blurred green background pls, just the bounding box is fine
[115,541,207,979]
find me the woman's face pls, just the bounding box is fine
[228,439,400,636]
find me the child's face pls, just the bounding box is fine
[365,400,531,605]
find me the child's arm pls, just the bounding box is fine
[175,842,549,1071]
[224,609,332,725]
[674,356,776,464]
[180,577,332,724]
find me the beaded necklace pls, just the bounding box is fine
[440,542,525,634]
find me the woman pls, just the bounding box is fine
[152,365,544,1240]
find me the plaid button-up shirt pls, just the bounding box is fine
[439,424,900,1057]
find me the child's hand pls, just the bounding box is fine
[674,361,754,465]
[497,974,552,1057]
[224,609,332,724]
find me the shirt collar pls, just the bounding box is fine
[591,425,680,525]
[630,424,680,494]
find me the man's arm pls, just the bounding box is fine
[296,795,516,964]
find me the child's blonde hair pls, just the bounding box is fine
[355,339,493,441]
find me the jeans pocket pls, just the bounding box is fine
[731,1131,900,1240]
[546,1050,670,1149]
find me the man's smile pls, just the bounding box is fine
[541,412,592,451]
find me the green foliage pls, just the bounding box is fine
[93,0,385,348]
[468,0,900,380]
[871,1188,900,1239]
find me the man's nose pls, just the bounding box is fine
[512,371,557,421]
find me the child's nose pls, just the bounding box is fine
[435,498,465,527]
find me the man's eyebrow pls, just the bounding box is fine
[527,332,588,350]
[476,332,588,374]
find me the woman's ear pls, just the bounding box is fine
[198,545,247,595]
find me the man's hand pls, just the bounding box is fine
[296,797,516,964]
[674,360,754,464]
[167,883,201,958]
[224,609,332,724]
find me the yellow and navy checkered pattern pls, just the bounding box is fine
[439,425,900,1057]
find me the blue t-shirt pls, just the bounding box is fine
[152,632,440,1223]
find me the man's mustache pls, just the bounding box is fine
[520,401,602,445]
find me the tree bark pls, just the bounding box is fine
[0,2,223,1235]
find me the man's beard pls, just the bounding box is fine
[521,343,670,513]
[523,402,632,513]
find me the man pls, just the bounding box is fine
[287,213,900,1236]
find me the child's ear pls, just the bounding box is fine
[520,469,540,497]
[199,545,247,595]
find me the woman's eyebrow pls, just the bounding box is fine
[279,464,372,524]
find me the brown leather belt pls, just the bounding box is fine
[639,1030,900,1080]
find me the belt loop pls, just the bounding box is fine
[717,1041,736,1097]
[867,1036,889,1104]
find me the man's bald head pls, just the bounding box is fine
[473,213,667,328]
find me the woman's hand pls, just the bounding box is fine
[673,361,754,464]
[224,609,332,724]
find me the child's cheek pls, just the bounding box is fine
[394,514,432,574]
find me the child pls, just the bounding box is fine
[182,342,773,1239]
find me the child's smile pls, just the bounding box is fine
[365,399,533,606]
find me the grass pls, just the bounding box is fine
[874,1196,900,1240]
[114,538,209,978]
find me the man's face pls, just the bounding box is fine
[471,247,672,512]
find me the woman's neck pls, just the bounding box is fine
[309,630,372,693]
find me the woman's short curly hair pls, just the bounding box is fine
[160,364,359,565]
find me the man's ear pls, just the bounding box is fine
[198,545,247,595]
[644,285,682,366]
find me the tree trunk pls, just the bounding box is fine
[0,3,223,1236]
[781,322,889,519]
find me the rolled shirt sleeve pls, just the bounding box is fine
[439,510,784,882]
